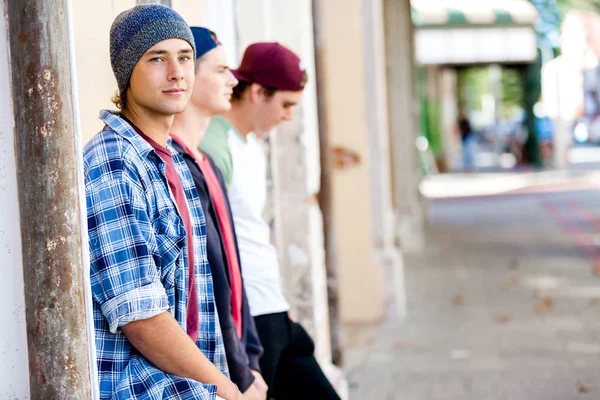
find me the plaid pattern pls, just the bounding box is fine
[85,110,228,399]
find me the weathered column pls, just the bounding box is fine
[312,0,386,327]
[311,0,343,366]
[0,5,30,398]
[384,0,425,253]
[7,1,93,398]
[425,65,451,172]
[361,0,407,319]
[439,68,460,170]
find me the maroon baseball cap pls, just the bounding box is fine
[232,42,306,91]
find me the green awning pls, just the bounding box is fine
[412,0,539,28]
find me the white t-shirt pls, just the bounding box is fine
[201,117,290,317]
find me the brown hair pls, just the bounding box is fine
[230,81,275,103]
[299,70,308,88]
[111,90,127,110]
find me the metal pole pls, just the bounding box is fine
[311,0,343,367]
[6,1,93,398]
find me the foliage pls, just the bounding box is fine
[529,0,600,49]
[456,67,490,112]
[555,0,600,15]
[501,68,525,115]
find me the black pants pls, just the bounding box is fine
[254,312,341,400]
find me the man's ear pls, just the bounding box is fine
[250,82,262,103]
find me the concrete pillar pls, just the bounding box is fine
[236,0,336,376]
[313,0,386,325]
[425,65,450,172]
[363,0,396,254]
[362,0,407,318]
[384,0,425,253]
[0,6,30,398]
[311,0,343,366]
[440,69,461,170]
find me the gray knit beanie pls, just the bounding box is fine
[110,4,196,96]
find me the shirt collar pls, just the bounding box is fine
[99,110,176,158]
[170,135,190,156]
[213,115,248,143]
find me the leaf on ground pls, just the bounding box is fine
[579,383,592,393]
[504,276,520,290]
[593,264,600,277]
[535,297,555,314]
[452,294,464,306]
[535,289,547,299]
[497,314,512,324]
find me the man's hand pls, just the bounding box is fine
[288,311,297,322]
[243,382,266,400]
[251,370,268,395]
[218,391,249,400]
[121,312,239,400]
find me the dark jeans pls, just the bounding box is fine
[254,312,341,400]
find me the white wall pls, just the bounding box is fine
[0,6,31,399]
[201,0,239,66]
[74,0,239,144]
[72,0,136,143]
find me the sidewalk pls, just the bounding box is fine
[345,180,600,399]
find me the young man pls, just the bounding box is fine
[85,6,245,399]
[201,42,341,400]
[170,28,267,400]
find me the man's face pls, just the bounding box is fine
[127,38,195,116]
[253,88,303,137]
[190,46,238,115]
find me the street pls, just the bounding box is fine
[346,169,600,399]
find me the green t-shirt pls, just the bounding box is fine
[200,116,235,187]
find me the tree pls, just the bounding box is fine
[556,0,600,15]
[529,0,600,50]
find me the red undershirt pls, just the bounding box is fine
[171,134,244,338]
[128,121,199,344]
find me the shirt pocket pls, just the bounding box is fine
[152,210,186,294]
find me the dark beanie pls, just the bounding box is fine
[190,27,218,59]
[110,4,196,96]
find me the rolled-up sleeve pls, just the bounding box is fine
[87,162,169,333]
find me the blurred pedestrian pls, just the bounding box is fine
[459,110,476,171]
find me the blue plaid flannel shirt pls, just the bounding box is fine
[85,111,229,399]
